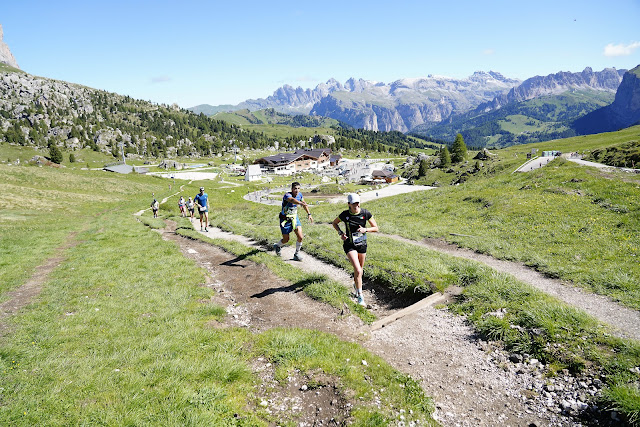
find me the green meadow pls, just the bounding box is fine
[0,161,435,425]
[204,126,640,422]
[2,125,640,424]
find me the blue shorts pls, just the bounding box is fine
[279,216,301,235]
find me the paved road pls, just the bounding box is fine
[333,181,435,203]
[514,156,554,172]
[566,157,640,173]
[244,180,435,205]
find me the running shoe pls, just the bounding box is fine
[201,227,204,231]
[205,228,209,232]
[293,252,303,261]
[273,243,281,256]
[357,294,366,306]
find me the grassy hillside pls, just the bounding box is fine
[0,158,436,425]
[586,140,640,167]
[3,125,640,422]
[213,108,340,129]
[414,89,615,147]
[0,62,24,74]
[202,127,640,421]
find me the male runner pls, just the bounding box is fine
[273,182,313,261]
[194,187,209,232]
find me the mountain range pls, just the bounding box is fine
[573,65,640,135]
[191,68,627,138]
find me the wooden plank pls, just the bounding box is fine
[371,292,447,331]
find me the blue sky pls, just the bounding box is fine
[2,0,639,108]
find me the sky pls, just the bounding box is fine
[2,0,639,108]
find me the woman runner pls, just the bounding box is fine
[332,193,378,306]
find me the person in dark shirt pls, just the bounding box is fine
[332,193,378,306]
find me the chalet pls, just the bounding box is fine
[329,154,342,166]
[254,148,331,175]
[371,169,399,183]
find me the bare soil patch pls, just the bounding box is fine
[160,222,363,341]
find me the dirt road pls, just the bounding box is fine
[165,218,604,426]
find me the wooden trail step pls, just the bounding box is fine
[371,292,447,331]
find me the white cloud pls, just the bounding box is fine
[151,76,172,83]
[482,49,495,55]
[603,42,640,57]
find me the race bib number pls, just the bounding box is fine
[351,232,367,246]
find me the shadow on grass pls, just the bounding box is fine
[251,277,316,298]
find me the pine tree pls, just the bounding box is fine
[49,143,63,164]
[69,153,76,163]
[451,133,467,163]
[439,146,451,169]
[418,159,429,177]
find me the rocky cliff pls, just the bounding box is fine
[190,72,521,131]
[572,65,640,134]
[310,72,521,132]
[0,24,19,69]
[477,67,624,113]
[233,78,346,115]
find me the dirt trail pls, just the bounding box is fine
[164,219,586,426]
[380,233,640,341]
[0,232,80,335]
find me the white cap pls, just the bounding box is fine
[347,193,360,204]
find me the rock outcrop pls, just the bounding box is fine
[572,65,640,135]
[0,24,19,69]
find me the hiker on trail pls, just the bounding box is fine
[178,196,186,217]
[151,198,159,218]
[194,187,209,232]
[332,193,378,306]
[273,182,313,261]
[186,197,195,220]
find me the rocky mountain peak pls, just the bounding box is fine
[0,24,19,69]
[343,77,380,93]
[477,67,625,113]
[573,64,640,134]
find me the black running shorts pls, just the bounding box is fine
[343,241,367,254]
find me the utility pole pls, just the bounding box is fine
[120,141,126,164]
